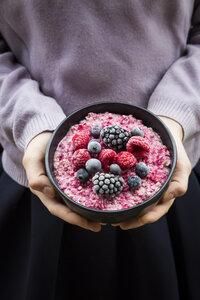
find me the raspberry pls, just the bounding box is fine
[72,149,91,170]
[99,149,118,170]
[72,132,90,150]
[117,151,136,170]
[126,136,150,158]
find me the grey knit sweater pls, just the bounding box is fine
[0,0,200,186]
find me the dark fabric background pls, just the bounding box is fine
[0,156,200,300]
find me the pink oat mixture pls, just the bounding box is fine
[54,112,171,211]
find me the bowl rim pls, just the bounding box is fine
[45,101,177,214]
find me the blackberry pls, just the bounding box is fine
[100,125,130,150]
[92,172,124,197]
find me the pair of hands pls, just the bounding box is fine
[22,116,192,232]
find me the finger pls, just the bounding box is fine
[23,151,55,197]
[35,190,101,232]
[120,199,175,230]
[162,160,191,203]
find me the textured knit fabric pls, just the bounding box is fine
[0,0,200,186]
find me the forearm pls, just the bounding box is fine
[0,33,66,153]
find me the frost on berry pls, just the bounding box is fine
[117,151,136,170]
[126,136,150,158]
[99,149,118,170]
[72,132,90,150]
[72,149,91,170]
[54,112,171,211]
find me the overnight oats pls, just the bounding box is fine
[53,112,171,211]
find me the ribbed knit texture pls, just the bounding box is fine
[0,0,200,186]
[148,96,196,140]
[17,113,66,151]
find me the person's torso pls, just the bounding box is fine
[0,0,194,114]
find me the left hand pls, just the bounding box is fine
[115,116,192,230]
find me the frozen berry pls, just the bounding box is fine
[87,140,101,154]
[72,149,91,170]
[100,125,130,150]
[90,125,102,138]
[110,164,121,175]
[85,158,102,174]
[99,149,118,171]
[127,175,142,189]
[76,168,90,183]
[131,127,144,137]
[135,162,150,178]
[126,136,150,158]
[72,132,90,150]
[117,151,136,170]
[92,172,124,197]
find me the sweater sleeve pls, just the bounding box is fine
[147,1,200,158]
[0,32,66,153]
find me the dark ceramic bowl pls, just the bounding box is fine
[45,102,177,223]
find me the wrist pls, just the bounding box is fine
[24,131,53,157]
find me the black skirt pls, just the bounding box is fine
[0,156,200,300]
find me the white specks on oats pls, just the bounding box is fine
[53,112,171,211]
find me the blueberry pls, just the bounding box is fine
[127,175,141,189]
[90,125,102,138]
[110,164,121,175]
[85,158,102,174]
[135,162,150,178]
[131,127,144,137]
[76,168,90,183]
[87,140,101,154]
[88,139,99,144]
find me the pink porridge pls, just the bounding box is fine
[54,112,171,211]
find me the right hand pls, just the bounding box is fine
[22,131,101,232]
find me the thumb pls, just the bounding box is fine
[162,150,191,203]
[22,132,55,197]
[23,152,55,198]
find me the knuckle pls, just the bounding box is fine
[29,178,41,190]
[176,184,187,197]
[138,217,146,226]
[146,215,159,224]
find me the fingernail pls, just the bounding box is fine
[43,186,55,198]
[100,223,107,226]
[111,223,120,226]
